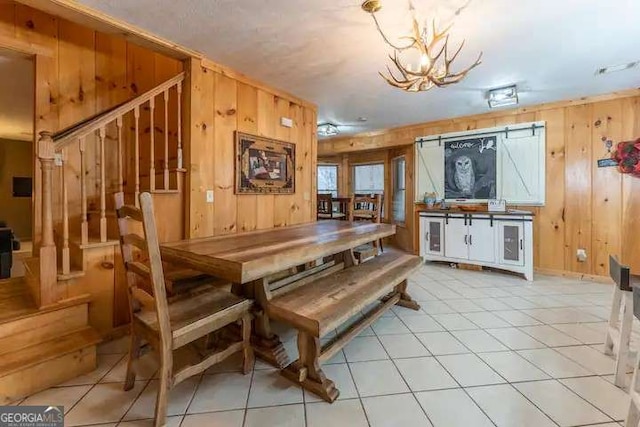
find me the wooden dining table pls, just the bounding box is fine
[160,220,397,367]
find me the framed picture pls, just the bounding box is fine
[235,131,295,194]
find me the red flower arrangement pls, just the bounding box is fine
[612,138,640,178]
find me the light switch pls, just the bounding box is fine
[206,190,214,203]
[281,117,293,128]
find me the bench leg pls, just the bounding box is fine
[605,287,622,356]
[394,280,421,311]
[615,292,634,388]
[282,331,339,403]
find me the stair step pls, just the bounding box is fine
[149,188,180,194]
[0,277,38,323]
[0,326,99,404]
[0,326,100,376]
[72,238,120,250]
[57,269,85,281]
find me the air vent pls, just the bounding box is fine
[596,61,639,75]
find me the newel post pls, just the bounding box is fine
[38,131,58,306]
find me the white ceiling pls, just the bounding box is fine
[78,0,640,137]
[0,54,33,141]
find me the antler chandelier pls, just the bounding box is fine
[362,0,482,92]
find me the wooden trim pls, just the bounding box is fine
[320,88,640,154]
[13,0,202,60]
[201,58,317,110]
[534,267,613,284]
[0,34,54,57]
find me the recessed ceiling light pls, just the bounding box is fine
[317,123,339,137]
[358,117,368,122]
[487,85,518,109]
[596,61,639,75]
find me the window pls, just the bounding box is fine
[353,163,385,217]
[317,165,338,197]
[392,157,406,223]
[353,163,384,195]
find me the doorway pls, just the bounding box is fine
[0,51,34,278]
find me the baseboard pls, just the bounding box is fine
[534,267,613,284]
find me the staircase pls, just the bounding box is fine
[0,278,100,404]
[0,72,186,402]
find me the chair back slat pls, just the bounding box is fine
[350,194,382,224]
[610,255,631,291]
[317,194,333,216]
[115,192,172,340]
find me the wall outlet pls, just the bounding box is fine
[576,248,587,262]
[206,190,214,203]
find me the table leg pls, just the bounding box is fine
[282,331,339,403]
[236,278,290,369]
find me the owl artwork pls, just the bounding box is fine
[453,155,475,195]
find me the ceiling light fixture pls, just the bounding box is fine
[362,0,482,92]
[317,123,340,137]
[487,85,518,108]
[595,61,639,75]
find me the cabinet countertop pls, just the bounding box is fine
[417,208,535,216]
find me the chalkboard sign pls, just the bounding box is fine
[444,137,497,200]
[597,158,618,168]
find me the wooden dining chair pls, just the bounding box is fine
[115,192,254,427]
[350,194,383,262]
[317,193,333,220]
[604,255,635,388]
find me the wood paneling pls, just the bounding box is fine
[185,61,317,239]
[320,95,640,276]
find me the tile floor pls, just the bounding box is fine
[17,263,637,426]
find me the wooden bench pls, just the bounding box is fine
[266,249,422,402]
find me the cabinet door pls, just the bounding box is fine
[444,216,469,260]
[499,222,524,266]
[468,216,495,263]
[424,218,445,257]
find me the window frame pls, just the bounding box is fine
[391,155,407,225]
[317,163,339,197]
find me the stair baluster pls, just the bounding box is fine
[79,137,88,246]
[149,97,156,192]
[98,127,107,243]
[163,89,170,189]
[177,81,183,170]
[61,150,70,275]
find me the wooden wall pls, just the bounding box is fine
[185,59,318,238]
[320,93,640,277]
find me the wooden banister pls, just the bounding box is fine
[53,72,185,150]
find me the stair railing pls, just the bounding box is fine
[36,72,185,305]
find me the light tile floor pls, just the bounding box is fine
[17,263,637,426]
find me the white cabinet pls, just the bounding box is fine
[498,222,524,266]
[468,216,495,264]
[444,216,468,260]
[420,217,445,257]
[419,211,533,281]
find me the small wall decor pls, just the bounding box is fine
[612,138,640,178]
[235,132,295,194]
